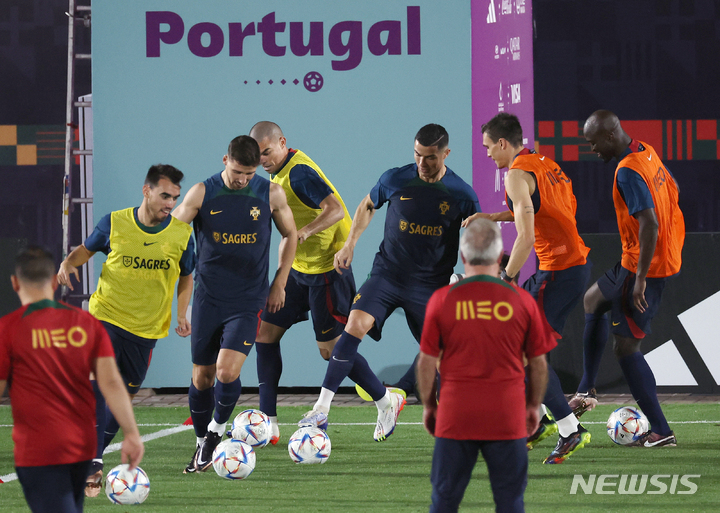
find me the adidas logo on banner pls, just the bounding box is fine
[487,0,497,23]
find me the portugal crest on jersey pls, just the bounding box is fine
[250,207,261,220]
[439,201,450,215]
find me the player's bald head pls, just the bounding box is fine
[249,121,284,143]
[583,110,620,138]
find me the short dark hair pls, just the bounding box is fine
[145,164,184,187]
[228,136,261,167]
[415,124,449,150]
[15,245,55,284]
[481,113,523,147]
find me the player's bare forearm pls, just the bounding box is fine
[416,351,439,409]
[57,245,94,290]
[345,194,375,247]
[95,356,144,468]
[462,210,514,227]
[525,354,548,410]
[505,205,535,278]
[635,208,659,281]
[172,182,204,224]
[298,194,344,244]
[175,273,193,337]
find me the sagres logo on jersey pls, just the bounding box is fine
[123,256,133,267]
[439,201,450,215]
[213,232,221,242]
[123,256,171,270]
[250,206,261,220]
[399,219,408,231]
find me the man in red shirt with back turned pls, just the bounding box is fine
[0,246,143,513]
[418,218,555,513]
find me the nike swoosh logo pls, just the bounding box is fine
[647,154,652,161]
[400,196,412,200]
[539,156,545,160]
[332,356,349,362]
[321,328,333,334]
[210,210,223,215]
[612,322,620,326]
[243,341,252,346]
[127,383,140,388]
[143,242,157,246]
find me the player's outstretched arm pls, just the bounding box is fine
[297,193,344,244]
[267,183,297,314]
[57,245,95,291]
[461,210,514,227]
[503,169,535,279]
[417,351,439,436]
[175,273,193,337]
[525,354,548,436]
[334,194,375,273]
[95,356,144,469]
[172,182,205,224]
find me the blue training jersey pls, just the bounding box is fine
[193,172,273,305]
[369,163,480,287]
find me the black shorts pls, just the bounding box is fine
[16,460,91,513]
[101,321,155,395]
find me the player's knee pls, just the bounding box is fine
[192,366,216,390]
[612,338,640,359]
[319,347,331,360]
[215,367,240,384]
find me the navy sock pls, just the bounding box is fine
[619,352,671,435]
[256,342,282,417]
[92,380,106,460]
[188,381,214,438]
[348,353,386,401]
[577,313,609,392]
[214,378,242,424]
[102,407,120,451]
[322,332,361,392]
[541,364,573,420]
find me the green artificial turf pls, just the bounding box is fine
[1,404,719,512]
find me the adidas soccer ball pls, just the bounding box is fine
[231,409,271,448]
[105,464,150,505]
[288,426,331,464]
[212,439,256,480]
[607,406,650,445]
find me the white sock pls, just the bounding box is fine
[375,389,391,410]
[196,437,203,447]
[314,387,334,414]
[540,404,549,418]
[556,413,580,437]
[207,419,226,436]
[268,416,278,426]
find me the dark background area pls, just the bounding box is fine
[1,0,718,391]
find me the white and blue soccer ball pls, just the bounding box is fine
[231,409,271,448]
[288,426,331,464]
[212,439,256,480]
[105,464,150,505]
[607,406,650,445]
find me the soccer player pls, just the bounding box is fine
[464,113,592,464]
[0,246,144,513]
[574,110,684,447]
[418,218,554,513]
[249,121,355,444]
[172,135,297,472]
[57,164,195,493]
[299,124,480,441]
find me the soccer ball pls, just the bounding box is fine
[231,409,271,447]
[607,406,650,445]
[212,439,256,480]
[105,464,150,505]
[288,426,331,464]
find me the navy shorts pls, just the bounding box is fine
[522,260,592,336]
[351,273,437,342]
[597,262,668,339]
[101,322,156,395]
[430,437,527,513]
[16,460,91,513]
[191,290,262,365]
[261,267,356,342]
